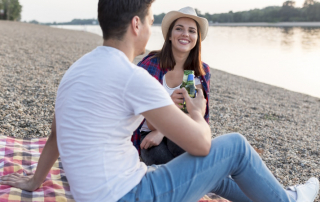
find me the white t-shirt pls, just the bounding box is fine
[55,46,173,202]
[141,74,200,132]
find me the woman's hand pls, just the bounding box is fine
[171,89,184,109]
[140,130,164,149]
[0,172,40,191]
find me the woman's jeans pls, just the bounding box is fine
[119,133,295,202]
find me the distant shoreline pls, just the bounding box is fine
[208,22,320,27]
[48,22,320,28]
[149,22,320,27]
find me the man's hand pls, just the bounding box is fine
[182,88,206,116]
[140,130,164,149]
[0,114,60,191]
[0,172,40,191]
[171,89,184,109]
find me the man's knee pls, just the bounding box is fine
[211,133,247,149]
[229,133,247,142]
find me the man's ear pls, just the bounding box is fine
[131,16,141,36]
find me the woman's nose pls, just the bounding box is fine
[182,30,189,37]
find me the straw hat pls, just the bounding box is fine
[161,7,209,41]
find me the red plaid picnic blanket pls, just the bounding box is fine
[0,135,229,202]
[0,135,74,202]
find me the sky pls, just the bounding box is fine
[19,0,306,23]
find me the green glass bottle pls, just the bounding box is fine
[180,70,194,89]
[180,71,196,113]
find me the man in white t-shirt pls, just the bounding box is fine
[1,1,318,202]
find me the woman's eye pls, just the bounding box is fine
[189,30,196,33]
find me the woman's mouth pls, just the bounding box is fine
[178,39,190,45]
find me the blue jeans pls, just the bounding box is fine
[118,133,295,202]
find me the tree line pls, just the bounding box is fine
[154,0,320,24]
[1,0,319,24]
[31,19,99,26]
[0,0,22,21]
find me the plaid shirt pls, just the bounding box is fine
[131,53,211,154]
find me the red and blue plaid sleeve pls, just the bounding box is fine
[137,54,163,84]
[200,62,211,123]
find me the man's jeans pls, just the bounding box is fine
[119,133,294,202]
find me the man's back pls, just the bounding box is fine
[55,46,172,201]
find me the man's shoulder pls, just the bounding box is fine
[60,47,138,87]
[88,46,137,72]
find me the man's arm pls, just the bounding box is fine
[146,120,156,131]
[142,88,211,156]
[145,87,194,131]
[0,114,59,191]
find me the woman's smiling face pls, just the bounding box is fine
[169,17,198,54]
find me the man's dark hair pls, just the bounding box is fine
[98,0,155,40]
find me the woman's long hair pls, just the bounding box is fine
[150,18,205,77]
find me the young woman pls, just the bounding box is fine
[132,7,211,166]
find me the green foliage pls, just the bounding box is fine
[283,1,296,7]
[302,2,320,21]
[44,19,99,25]
[69,19,98,25]
[304,0,315,7]
[23,0,320,25]
[0,0,22,21]
[29,20,39,24]
[154,13,165,24]
[43,19,97,25]
[153,0,320,23]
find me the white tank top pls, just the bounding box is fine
[140,74,200,132]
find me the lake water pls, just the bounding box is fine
[52,25,320,98]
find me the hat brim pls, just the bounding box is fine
[161,11,209,41]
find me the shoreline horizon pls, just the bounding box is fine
[154,22,320,27]
[47,21,320,28]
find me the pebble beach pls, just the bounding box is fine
[1,21,320,200]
